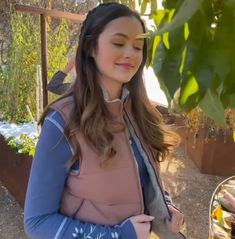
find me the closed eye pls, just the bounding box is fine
[113,43,124,47]
[133,46,142,51]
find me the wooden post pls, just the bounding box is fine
[36,64,43,122]
[36,65,40,121]
[40,14,48,108]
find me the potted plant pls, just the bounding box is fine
[0,133,37,207]
[173,107,235,176]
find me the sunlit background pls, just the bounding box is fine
[143,0,167,106]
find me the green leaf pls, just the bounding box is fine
[212,206,224,226]
[221,93,235,109]
[233,130,235,142]
[136,32,151,39]
[152,41,171,103]
[168,23,184,49]
[146,32,161,67]
[151,10,166,27]
[197,67,213,92]
[153,31,183,100]
[140,0,149,15]
[181,10,206,77]
[229,94,235,109]
[153,24,185,101]
[199,89,225,123]
[212,49,230,82]
[226,0,235,8]
[157,0,204,34]
[184,22,189,40]
[162,0,184,10]
[129,0,136,10]
[152,40,167,74]
[150,0,157,14]
[179,74,199,107]
[222,70,235,97]
[181,42,197,77]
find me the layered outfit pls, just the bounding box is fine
[24,89,185,239]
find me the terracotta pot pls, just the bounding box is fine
[0,136,32,208]
[176,126,235,176]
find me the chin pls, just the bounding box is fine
[117,79,132,84]
[115,75,135,84]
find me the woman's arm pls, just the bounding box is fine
[47,55,75,95]
[24,111,136,239]
[47,71,71,95]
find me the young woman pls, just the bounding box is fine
[24,3,185,239]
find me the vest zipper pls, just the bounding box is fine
[123,108,171,216]
[124,108,186,238]
[124,130,145,214]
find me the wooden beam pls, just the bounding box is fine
[15,4,85,22]
[40,14,48,108]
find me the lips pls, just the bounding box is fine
[116,63,134,70]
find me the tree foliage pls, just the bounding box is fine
[0,12,72,122]
[0,13,41,122]
[150,0,235,124]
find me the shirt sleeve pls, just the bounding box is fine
[24,111,137,239]
[47,71,71,95]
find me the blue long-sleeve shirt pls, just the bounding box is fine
[24,111,150,239]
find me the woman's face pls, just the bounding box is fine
[92,16,144,95]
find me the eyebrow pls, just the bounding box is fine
[112,33,144,41]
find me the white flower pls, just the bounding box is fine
[72,233,77,238]
[111,232,119,238]
[111,232,119,239]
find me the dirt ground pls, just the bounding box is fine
[0,145,227,239]
[160,147,225,239]
[0,181,27,239]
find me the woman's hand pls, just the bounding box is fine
[166,205,184,233]
[63,54,76,74]
[129,214,155,239]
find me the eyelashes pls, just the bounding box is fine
[134,47,142,51]
[112,43,143,51]
[113,43,124,47]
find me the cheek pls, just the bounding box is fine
[106,47,121,62]
[97,46,120,65]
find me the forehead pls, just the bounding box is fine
[101,16,144,39]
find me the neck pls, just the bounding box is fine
[99,82,123,101]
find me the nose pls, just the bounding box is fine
[123,45,136,59]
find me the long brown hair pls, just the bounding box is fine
[40,2,179,168]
